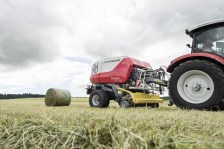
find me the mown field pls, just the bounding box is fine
[0,98,224,149]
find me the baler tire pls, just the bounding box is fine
[169,59,224,110]
[89,90,110,108]
[119,101,131,108]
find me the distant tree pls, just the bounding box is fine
[0,93,45,99]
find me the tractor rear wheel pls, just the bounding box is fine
[218,101,224,110]
[169,60,224,110]
[89,90,110,108]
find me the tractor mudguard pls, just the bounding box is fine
[167,53,224,73]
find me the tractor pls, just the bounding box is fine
[86,19,224,110]
[167,19,224,110]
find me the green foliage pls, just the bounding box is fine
[0,93,44,99]
[0,98,224,148]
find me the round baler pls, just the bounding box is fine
[86,56,167,108]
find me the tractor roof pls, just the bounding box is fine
[186,19,224,37]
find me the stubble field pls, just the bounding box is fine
[0,98,224,149]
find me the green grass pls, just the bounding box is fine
[0,98,224,149]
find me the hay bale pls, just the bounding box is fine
[45,88,71,106]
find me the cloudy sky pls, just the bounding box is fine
[0,0,224,96]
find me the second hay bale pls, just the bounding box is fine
[45,88,71,106]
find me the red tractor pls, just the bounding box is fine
[86,20,224,110]
[168,19,224,110]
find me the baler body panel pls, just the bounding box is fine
[90,74,100,84]
[131,58,151,68]
[167,53,224,73]
[98,58,133,83]
[90,56,151,84]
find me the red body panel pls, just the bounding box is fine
[167,53,224,73]
[90,57,151,84]
[90,74,100,84]
[99,58,133,83]
[130,58,151,68]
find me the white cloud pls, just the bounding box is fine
[0,0,224,96]
[0,58,91,96]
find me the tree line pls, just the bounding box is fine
[0,93,45,99]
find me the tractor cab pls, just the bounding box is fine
[186,19,224,58]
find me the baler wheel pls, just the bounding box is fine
[169,59,224,110]
[119,101,131,108]
[89,90,110,108]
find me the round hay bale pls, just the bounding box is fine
[45,88,71,106]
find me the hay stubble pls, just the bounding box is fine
[0,98,224,148]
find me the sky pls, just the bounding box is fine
[0,0,224,96]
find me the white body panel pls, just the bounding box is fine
[91,56,126,75]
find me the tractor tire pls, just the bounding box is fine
[211,101,224,111]
[217,101,224,110]
[119,101,131,108]
[89,90,110,108]
[169,59,224,110]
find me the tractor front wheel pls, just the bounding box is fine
[89,90,110,108]
[169,60,224,110]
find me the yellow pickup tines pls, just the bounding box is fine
[116,87,163,104]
